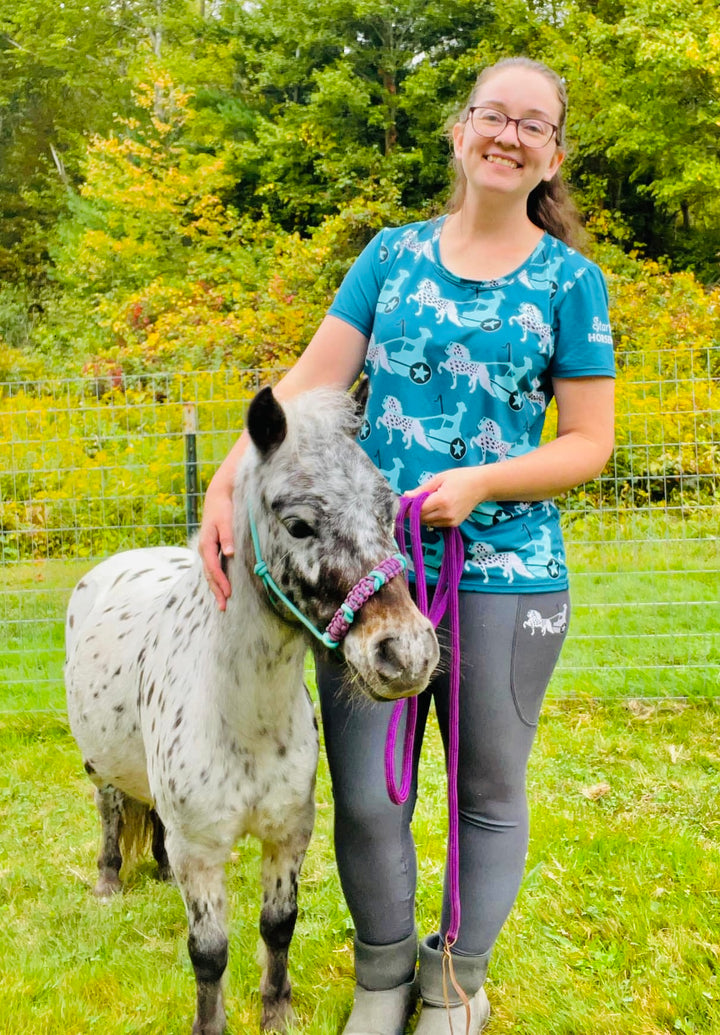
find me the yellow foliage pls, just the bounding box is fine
[594,263,720,509]
[0,371,258,559]
[3,245,718,558]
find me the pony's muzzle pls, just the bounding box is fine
[344,607,440,701]
[372,624,440,697]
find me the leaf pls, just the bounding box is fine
[626,699,656,719]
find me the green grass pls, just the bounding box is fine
[1,532,718,1029]
[559,533,719,698]
[0,700,719,1033]
[0,559,90,712]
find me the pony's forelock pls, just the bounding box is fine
[281,388,362,450]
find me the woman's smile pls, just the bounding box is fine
[484,153,522,170]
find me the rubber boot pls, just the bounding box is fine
[342,927,419,1035]
[414,933,491,1035]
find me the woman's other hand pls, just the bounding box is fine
[404,468,486,527]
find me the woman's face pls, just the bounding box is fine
[453,66,566,201]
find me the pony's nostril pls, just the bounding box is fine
[374,636,404,680]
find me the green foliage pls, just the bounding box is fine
[52,76,243,294]
[606,262,720,508]
[0,341,45,383]
[25,73,412,376]
[2,248,717,561]
[2,0,718,300]
[223,0,496,225]
[0,4,717,561]
[0,0,237,286]
[560,0,720,278]
[534,248,720,517]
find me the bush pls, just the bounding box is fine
[0,371,259,560]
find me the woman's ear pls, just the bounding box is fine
[543,147,566,182]
[452,120,465,159]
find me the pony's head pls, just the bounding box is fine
[238,383,439,700]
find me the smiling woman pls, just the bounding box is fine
[198,54,615,1035]
[445,56,582,265]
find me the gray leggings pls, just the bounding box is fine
[316,589,569,958]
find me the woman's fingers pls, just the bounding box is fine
[199,506,235,609]
[204,550,231,610]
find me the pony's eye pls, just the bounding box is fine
[284,517,315,539]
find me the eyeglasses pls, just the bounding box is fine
[467,107,558,148]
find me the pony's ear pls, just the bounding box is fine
[247,386,287,456]
[350,376,370,431]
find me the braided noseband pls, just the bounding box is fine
[324,554,407,644]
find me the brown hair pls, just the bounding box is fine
[446,57,585,249]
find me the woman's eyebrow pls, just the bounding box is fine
[478,99,554,118]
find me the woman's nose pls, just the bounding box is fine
[495,119,521,146]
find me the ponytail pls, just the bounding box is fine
[528,175,586,250]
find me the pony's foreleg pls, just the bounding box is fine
[93,785,124,898]
[258,824,312,1032]
[166,832,228,1035]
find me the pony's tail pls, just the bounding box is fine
[119,796,155,876]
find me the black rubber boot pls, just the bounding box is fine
[415,933,491,1034]
[342,927,418,1035]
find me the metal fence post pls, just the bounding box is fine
[183,403,199,538]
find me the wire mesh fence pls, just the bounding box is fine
[1,353,718,712]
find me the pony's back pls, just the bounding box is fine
[65,547,194,659]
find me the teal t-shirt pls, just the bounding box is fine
[328,217,615,593]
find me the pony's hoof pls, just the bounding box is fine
[260,997,294,1033]
[157,863,175,884]
[93,876,122,899]
[191,1011,226,1035]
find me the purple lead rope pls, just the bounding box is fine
[385,493,465,945]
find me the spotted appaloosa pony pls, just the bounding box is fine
[65,384,439,1035]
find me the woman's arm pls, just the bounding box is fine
[199,315,369,608]
[407,376,615,526]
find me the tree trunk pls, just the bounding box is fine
[381,68,397,154]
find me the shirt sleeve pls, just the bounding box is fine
[550,262,616,378]
[327,230,388,337]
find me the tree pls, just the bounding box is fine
[0,0,235,286]
[559,0,720,277]
[219,0,496,227]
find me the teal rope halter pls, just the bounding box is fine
[247,504,407,650]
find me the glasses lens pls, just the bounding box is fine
[470,108,554,148]
[471,108,507,136]
[518,119,554,147]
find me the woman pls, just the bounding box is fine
[200,57,615,1035]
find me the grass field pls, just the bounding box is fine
[0,699,718,1034]
[0,532,718,1032]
